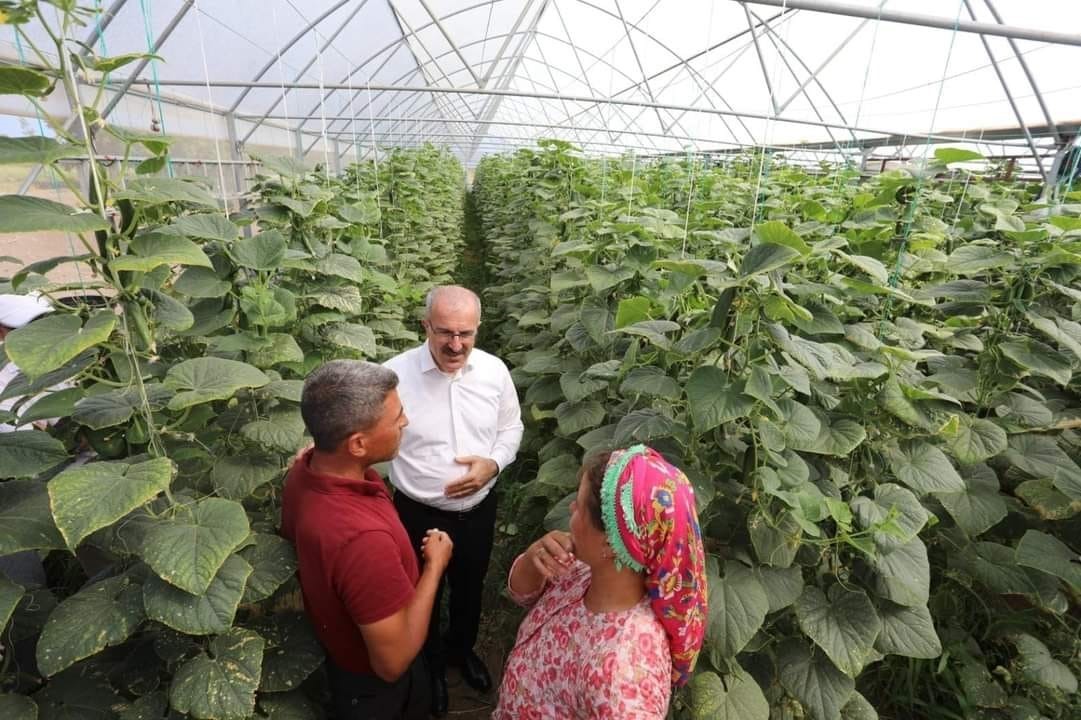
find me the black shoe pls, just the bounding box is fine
[430,671,448,717]
[454,650,492,693]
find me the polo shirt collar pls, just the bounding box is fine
[297,450,388,496]
[421,340,474,376]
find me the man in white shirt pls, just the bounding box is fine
[384,285,523,717]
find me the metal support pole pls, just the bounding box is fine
[735,0,1081,47]
[416,0,482,86]
[981,0,1061,144]
[961,0,1045,180]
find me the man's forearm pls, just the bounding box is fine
[401,563,443,652]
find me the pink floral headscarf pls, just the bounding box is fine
[601,444,707,686]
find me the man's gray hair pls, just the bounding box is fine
[301,360,399,451]
[424,285,482,320]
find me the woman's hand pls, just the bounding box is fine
[526,530,575,580]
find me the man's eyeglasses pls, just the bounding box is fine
[432,329,476,341]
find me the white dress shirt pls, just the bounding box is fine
[384,341,524,511]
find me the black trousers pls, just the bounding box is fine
[326,654,430,720]
[393,490,497,674]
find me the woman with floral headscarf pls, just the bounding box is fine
[492,445,707,718]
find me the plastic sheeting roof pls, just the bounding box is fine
[2,0,1079,169]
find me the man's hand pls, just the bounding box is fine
[444,456,499,498]
[421,528,453,571]
[288,443,314,470]
[526,530,575,580]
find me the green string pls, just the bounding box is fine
[137,0,174,177]
[879,0,966,335]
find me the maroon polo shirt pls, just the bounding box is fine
[280,450,419,675]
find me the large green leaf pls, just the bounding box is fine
[239,533,296,602]
[170,628,264,720]
[248,333,304,367]
[175,266,231,298]
[231,230,286,270]
[241,407,306,453]
[875,600,941,659]
[1000,338,1073,386]
[1025,311,1081,363]
[688,668,769,720]
[0,575,25,634]
[740,243,800,277]
[0,430,68,478]
[144,289,195,331]
[0,694,36,720]
[795,585,881,676]
[1004,434,1081,500]
[36,575,144,676]
[887,440,964,494]
[1015,530,1081,590]
[111,232,214,272]
[686,367,753,431]
[0,480,64,554]
[113,177,218,207]
[48,457,173,549]
[0,195,108,234]
[324,322,377,356]
[1010,634,1078,693]
[553,400,605,435]
[255,613,324,692]
[0,136,82,164]
[619,366,681,400]
[851,483,928,549]
[614,320,681,350]
[788,411,866,457]
[171,213,238,242]
[317,253,365,283]
[749,509,801,567]
[143,554,252,635]
[872,537,930,607]
[1015,479,1081,520]
[936,463,1007,537]
[211,454,282,500]
[71,385,172,430]
[755,220,810,254]
[560,371,608,402]
[752,564,804,613]
[164,358,269,411]
[141,497,250,594]
[841,692,879,720]
[4,310,115,378]
[0,66,53,96]
[946,416,1007,464]
[706,561,768,660]
[777,639,855,720]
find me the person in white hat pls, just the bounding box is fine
[0,293,59,432]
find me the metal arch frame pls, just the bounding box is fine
[467,0,550,164]
[549,0,762,147]
[737,0,1081,47]
[122,77,1060,152]
[231,0,373,147]
[960,0,1045,179]
[981,0,1059,144]
[297,27,670,160]
[416,0,481,86]
[742,6,855,151]
[226,0,353,114]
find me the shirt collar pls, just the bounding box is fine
[420,340,474,376]
[294,449,389,496]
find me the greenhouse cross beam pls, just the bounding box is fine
[737,0,1081,47]
[114,78,1066,151]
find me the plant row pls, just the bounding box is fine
[474,139,1081,720]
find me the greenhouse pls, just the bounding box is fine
[1,1,1080,719]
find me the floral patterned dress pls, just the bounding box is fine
[492,557,671,719]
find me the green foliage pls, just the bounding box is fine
[0,7,465,714]
[475,141,1081,719]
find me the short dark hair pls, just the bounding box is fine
[580,449,615,531]
[301,360,399,451]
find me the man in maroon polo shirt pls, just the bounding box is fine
[281,360,452,720]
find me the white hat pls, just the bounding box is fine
[0,293,54,329]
